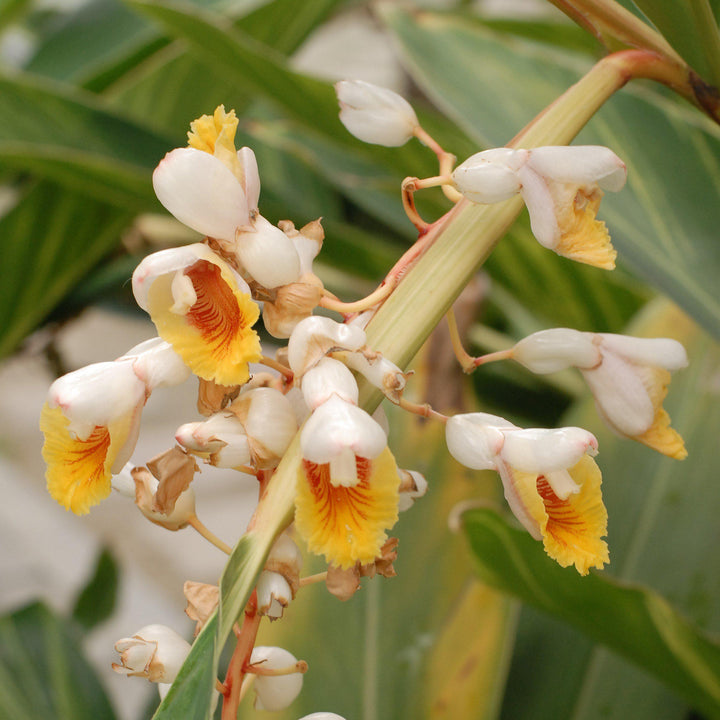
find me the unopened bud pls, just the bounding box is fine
[257,571,293,619]
[112,624,190,683]
[335,80,419,147]
[249,646,304,711]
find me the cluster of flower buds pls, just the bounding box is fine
[41,85,689,716]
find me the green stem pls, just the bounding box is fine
[687,0,720,89]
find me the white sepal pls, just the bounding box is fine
[301,396,387,467]
[46,361,146,441]
[250,646,304,711]
[596,334,688,370]
[112,624,191,683]
[512,328,600,374]
[526,145,627,192]
[235,215,301,289]
[301,357,359,409]
[500,427,598,475]
[452,148,526,204]
[445,413,511,470]
[122,337,192,389]
[288,316,367,375]
[335,79,419,147]
[582,354,655,436]
[153,147,249,240]
[257,571,292,619]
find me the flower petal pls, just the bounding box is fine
[499,455,609,575]
[526,146,626,192]
[512,328,600,373]
[295,447,400,568]
[153,147,249,240]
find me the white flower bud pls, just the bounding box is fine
[153,147,250,241]
[175,413,252,468]
[335,80,419,147]
[257,571,293,619]
[341,352,406,402]
[236,215,301,289]
[288,316,366,376]
[299,714,347,720]
[301,357,359,409]
[512,328,601,373]
[452,148,527,204]
[398,469,428,512]
[112,624,191,683]
[250,646,304,711]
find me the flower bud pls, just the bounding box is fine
[288,316,366,376]
[512,328,600,373]
[175,413,252,468]
[341,351,407,402]
[257,571,293,619]
[112,624,191,683]
[452,148,526,204]
[397,469,428,512]
[249,646,304,711]
[335,80,419,147]
[299,714,347,720]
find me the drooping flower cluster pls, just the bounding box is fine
[39,87,689,716]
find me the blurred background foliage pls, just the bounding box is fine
[1,0,720,718]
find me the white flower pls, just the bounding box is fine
[512,329,688,458]
[287,316,366,376]
[249,646,304,711]
[446,412,607,575]
[112,624,190,683]
[335,80,419,146]
[452,145,626,269]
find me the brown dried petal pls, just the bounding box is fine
[360,537,399,579]
[197,377,240,416]
[184,581,219,636]
[147,447,199,515]
[263,274,324,339]
[325,564,362,602]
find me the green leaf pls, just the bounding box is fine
[0,602,117,720]
[631,0,720,87]
[71,548,119,631]
[381,8,720,339]
[0,181,133,359]
[462,508,720,719]
[0,72,170,205]
[126,0,341,138]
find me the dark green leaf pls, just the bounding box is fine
[0,602,117,720]
[71,548,119,631]
[0,181,133,359]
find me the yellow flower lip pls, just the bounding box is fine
[295,447,400,569]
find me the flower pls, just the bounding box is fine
[112,624,191,683]
[295,381,400,569]
[446,412,608,574]
[133,243,262,386]
[511,328,688,458]
[452,145,627,269]
[249,646,304,711]
[40,339,189,514]
[153,106,301,289]
[335,80,419,146]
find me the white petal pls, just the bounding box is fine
[527,145,627,191]
[544,469,580,500]
[287,316,367,376]
[301,396,386,464]
[335,80,418,147]
[597,334,688,370]
[153,147,249,240]
[250,647,303,711]
[328,446,359,487]
[132,243,229,312]
[122,338,192,390]
[111,463,136,497]
[452,148,525,204]
[242,387,298,459]
[512,328,600,373]
[236,215,301,289]
[500,426,598,474]
[238,146,260,213]
[445,414,506,470]
[516,165,559,248]
[47,362,146,440]
[301,357,359,409]
[582,354,655,436]
[496,460,542,540]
